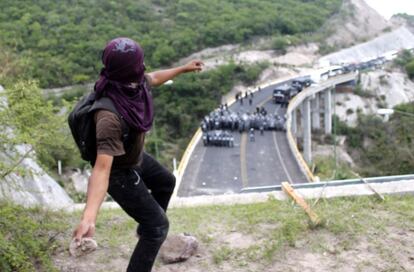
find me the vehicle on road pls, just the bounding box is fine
[290,81,303,93]
[291,77,312,89]
[273,85,291,106]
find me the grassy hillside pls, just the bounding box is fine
[2,195,414,271]
[0,0,341,88]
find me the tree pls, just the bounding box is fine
[0,80,78,179]
[405,59,414,80]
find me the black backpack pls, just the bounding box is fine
[68,92,129,165]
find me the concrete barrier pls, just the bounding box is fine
[285,73,358,182]
[67,176,414,211]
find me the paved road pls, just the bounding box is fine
[178,82,307,197]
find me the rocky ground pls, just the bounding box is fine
[335,68,414,127]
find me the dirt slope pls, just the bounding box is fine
[325,0,396,48]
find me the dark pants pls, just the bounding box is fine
[108,152,176,272]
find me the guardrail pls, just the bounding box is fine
[172,128,202,197]
[285,73,358,182]
[240,174,414,193]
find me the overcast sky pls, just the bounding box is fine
[365,0,414,19]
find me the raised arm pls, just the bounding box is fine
[146,60,204,87]
[73,154,113,245]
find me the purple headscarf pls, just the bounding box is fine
[94,37,153,132]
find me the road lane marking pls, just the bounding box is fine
[240,133,249,188]
[191,145,208,191]
[272,131,293,183]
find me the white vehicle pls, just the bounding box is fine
[328,65,344,77]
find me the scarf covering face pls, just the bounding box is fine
[94,37,154,132]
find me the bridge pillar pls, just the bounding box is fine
[311,94,320,130]
[324,88,332,135]
[303,97,312,164]
[291,109,297,135]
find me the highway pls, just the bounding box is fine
[178,82,306,197]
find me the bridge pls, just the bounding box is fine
[175,73,357,197]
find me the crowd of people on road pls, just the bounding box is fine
[235,89,257,106]
[200,104,286,147]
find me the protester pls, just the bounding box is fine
[72,37,203,272]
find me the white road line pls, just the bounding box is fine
[191,145,207,188]
[272,131,293,183]
[240,133,249,188]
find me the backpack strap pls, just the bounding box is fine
[89,97,130,145]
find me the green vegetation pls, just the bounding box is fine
[313,156,357,180]
[353,83,375,98]
[0,202,65,272]
[0,0,341,88]
[333,102,414,177]
[0,0,342,173]
[0,80,81,178]
[406,59,414,79]
[394,49,413,68]
[393,49,414,80]
[2,195,414,270]
[271,36,294,53]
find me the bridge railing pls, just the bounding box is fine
[240,174,414,193]
[285,73,358,182]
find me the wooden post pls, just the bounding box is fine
[282,182,321,225]
[351,171,385,201]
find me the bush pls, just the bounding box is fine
[313,156,356,180]
[405,59,414,79]
[271,36,289,53]
[0,80,84,177]
[0,202,65,271]
[332,115,362,148]
[318,42,337,55]
[394,49,413,68]
[353,84,374,98]
[334,103,414,177]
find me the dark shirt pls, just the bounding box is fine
[94,110,145,169]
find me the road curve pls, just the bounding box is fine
[178,82,306,197]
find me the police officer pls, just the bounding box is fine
[249,128,255,142]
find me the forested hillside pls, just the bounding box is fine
[333,102,414,177]
[0,0,344,174]
[0,0,341,87]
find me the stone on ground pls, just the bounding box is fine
[159,233,199,264]
[69,238,98,257]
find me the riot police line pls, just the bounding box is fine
[200,105,286,147]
